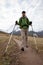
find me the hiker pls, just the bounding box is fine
[15,11,32,51]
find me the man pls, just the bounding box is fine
[16,11,32,51]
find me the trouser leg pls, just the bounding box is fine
[21,29,25,47]
[24,29,28,47]
[21,29,28,48]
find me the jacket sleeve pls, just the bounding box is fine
[16,18,22,25]
[19,17,22,26]
[27,18,30,25]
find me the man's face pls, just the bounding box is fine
[22,13,26,17]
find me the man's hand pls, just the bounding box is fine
[29,21,32,26]
[15,21,18,25]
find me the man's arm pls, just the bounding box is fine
[19,17,22,26]
[27,18,32,25]
[27,18,30,25]
[15,17,22,26]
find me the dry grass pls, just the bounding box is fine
[28,36,43,51]
[0,33,43,65]
[0,33,22,65]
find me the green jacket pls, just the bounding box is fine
[18,17,30,29]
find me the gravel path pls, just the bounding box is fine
[14,38,43,65]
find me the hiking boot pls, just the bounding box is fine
[21,47,24,51]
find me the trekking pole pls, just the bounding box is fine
[5,24,16,53]
[31,25,38,51]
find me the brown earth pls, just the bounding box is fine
[0,33,43,65]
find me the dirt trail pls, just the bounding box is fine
[14,38,43,65]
